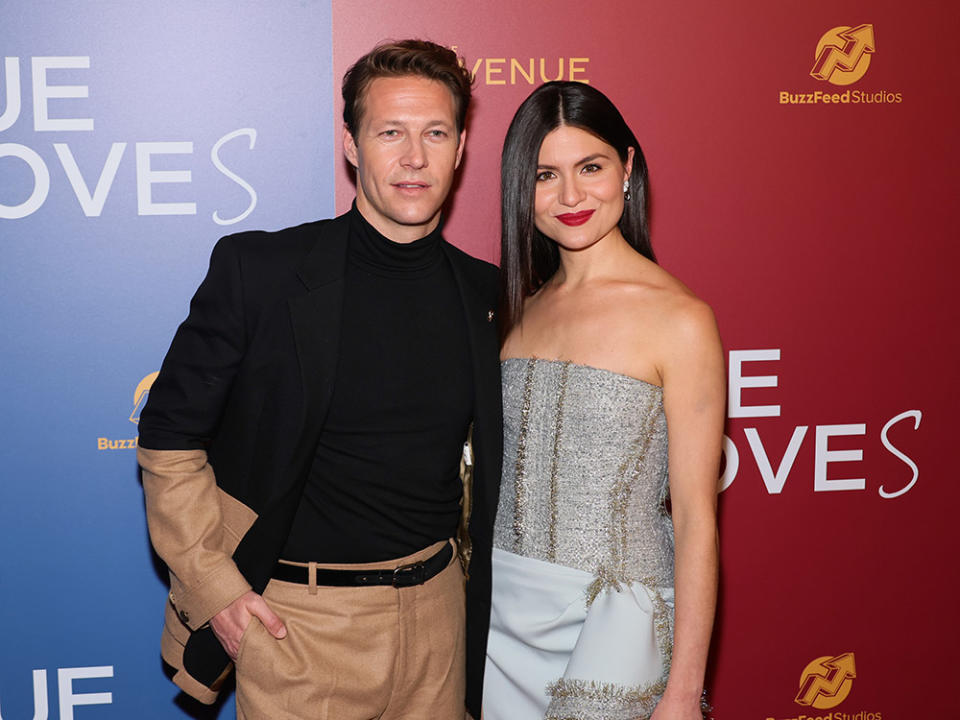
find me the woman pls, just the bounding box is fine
[483,82,723,720]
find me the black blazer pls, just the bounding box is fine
[140,212,503,715]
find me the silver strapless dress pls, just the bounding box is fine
[483,358,675,720]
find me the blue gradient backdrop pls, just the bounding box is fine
[0,2,334,717]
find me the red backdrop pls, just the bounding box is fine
[332,1,959,716]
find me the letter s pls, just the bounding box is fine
[211,128,257,226]
[878,410,921,499]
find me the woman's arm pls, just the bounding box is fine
[653,298,725,719]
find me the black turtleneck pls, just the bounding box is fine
[281,206,474,562]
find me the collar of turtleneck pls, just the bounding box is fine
[347,202,445,278]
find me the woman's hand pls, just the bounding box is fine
[650,692,705,720]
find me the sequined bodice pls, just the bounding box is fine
[494,358,674,589]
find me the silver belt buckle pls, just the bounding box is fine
[391,560,426,587]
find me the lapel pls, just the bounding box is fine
[442,242,503,527]
[442,242,499,419]
[288,213,350,442]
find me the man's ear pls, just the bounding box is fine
[455,129,466,169]
[343,125,359,169]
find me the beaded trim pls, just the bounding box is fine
[545,677,667,720]
[546,676,713,720]
[547,361,571,561]
[512,358,537,553]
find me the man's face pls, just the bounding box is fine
[344,75,465,243]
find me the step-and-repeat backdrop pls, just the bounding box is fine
[2,1,956,718]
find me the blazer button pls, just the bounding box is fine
[178,609,190,625]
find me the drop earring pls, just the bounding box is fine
[623,180,631,201]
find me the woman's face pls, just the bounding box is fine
[533,125,633,252]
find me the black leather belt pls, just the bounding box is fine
[271,542,453,588]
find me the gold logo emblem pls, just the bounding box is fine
[795,652,857,709]
[129,371,159,424]
[811,25,875,86]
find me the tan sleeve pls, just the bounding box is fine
[139,447,256,630]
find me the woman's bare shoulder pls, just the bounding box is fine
[623,262,713,324]
[616,263,721,372]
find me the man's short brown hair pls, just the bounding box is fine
[342,40,473,135]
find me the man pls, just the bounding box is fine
[138,40,501,719]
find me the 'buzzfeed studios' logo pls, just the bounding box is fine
[779,24,902,106]
[766,653,883,720]
[96,372,157,450]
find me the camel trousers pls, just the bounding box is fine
[235,539,466,720]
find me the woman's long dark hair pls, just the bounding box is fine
[498,81,655,344]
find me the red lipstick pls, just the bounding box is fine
[556,210,594,226]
